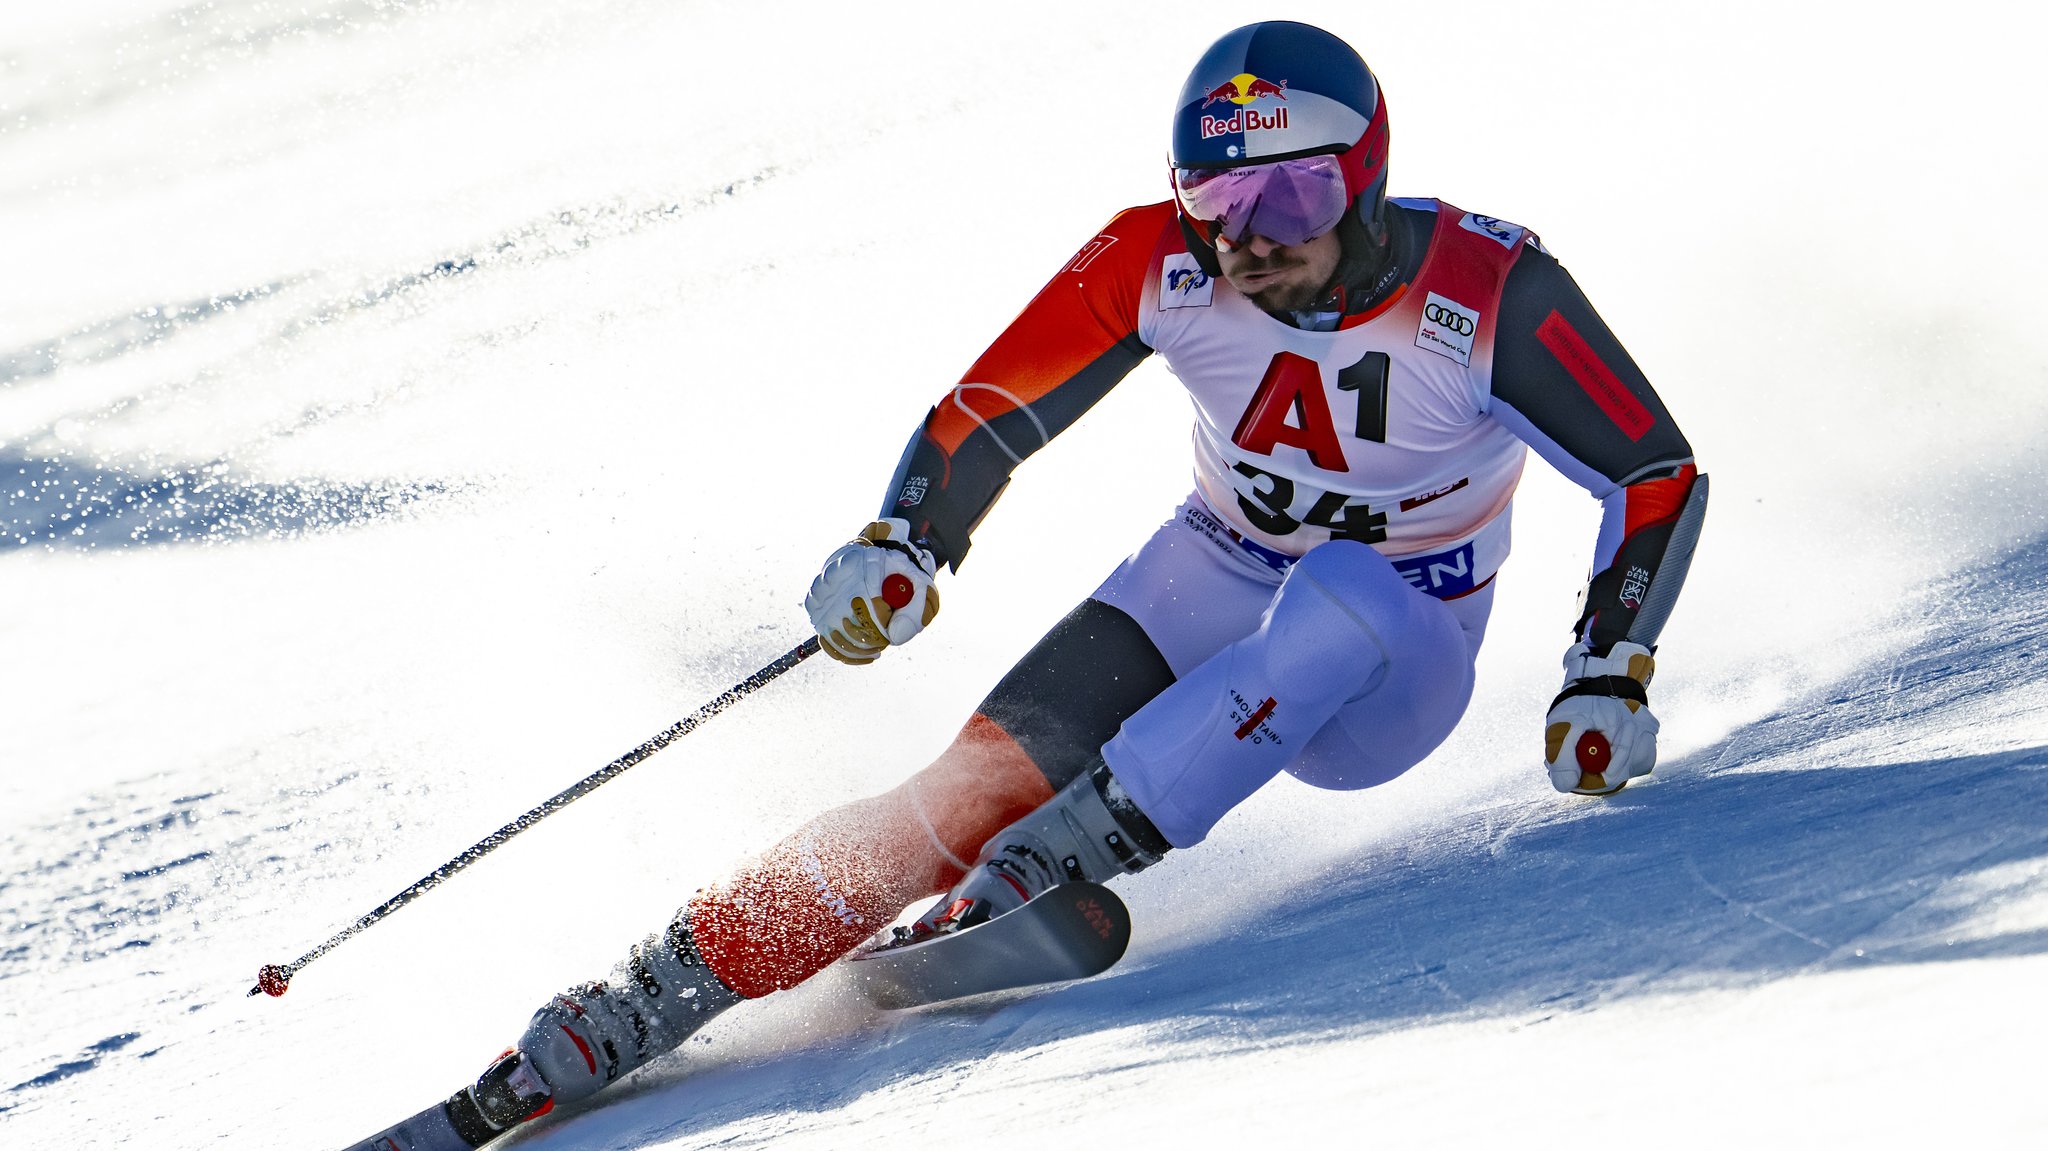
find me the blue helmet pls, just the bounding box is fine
[1169,22,1391,266]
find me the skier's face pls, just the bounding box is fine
[1217,229,1342,313]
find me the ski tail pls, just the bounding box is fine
[340,1051,551,1151]
[339,1093,482,1151]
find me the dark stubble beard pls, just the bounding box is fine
[1233,254,1330,313]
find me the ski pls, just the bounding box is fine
[340,889,1130,1147]
[339,1093,482,1151]
[340,1051,548,1151]
[848,882,1132,1009]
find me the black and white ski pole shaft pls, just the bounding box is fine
[249,635,822,998]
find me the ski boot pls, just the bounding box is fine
[909,759,1170,938]
[341,914,741,1150]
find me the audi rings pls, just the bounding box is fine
[1424,302,1475,336]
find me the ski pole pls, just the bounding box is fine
[249,635,822,998]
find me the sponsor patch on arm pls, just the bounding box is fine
[1535,309,1655,442]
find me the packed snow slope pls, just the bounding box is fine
[3,2,2045,1148]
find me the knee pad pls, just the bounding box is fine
[1102,542,1458,845]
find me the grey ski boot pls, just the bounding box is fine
[443,913,743,1145]
[912,759,1171,937]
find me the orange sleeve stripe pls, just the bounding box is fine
[923,203,1173,456]
[1622,462,1697,538]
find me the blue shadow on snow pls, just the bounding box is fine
[1,450,456,551]
[508,530,2048,1143]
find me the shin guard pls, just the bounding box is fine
[687,712,1055,998]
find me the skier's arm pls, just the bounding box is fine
[1487,244,1707,653]
[805,207,1162,666]
[880,206,1164,571]
[1485,243,1707,795]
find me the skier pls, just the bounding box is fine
[349,19,1705,1150]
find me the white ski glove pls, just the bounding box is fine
[1544,641,1660,795]
[804,518,941,665]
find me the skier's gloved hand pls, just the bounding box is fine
[1544,641,1660,795]
[804,518,941,665]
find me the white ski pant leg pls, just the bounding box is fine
[1094,507,1480,848]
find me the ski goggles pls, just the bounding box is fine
[1173,154,1349,251]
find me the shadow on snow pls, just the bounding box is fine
[0,449,458,550]
[530,531,2048,1144]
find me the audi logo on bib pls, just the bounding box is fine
[1423,301,1475,336]
[1416,292,1482,367]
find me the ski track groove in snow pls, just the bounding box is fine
[4,3,2046,1145]
[3,165,790,553]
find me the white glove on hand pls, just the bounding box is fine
[1544,641,1660,795]
[804,518,941,665]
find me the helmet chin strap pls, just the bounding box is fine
[1178,213,1226,279]
[1330,196,1397,309]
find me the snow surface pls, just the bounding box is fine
[4,2,2046,1147]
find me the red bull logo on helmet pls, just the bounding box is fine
[1198,73,1289,139]
[1200,105,1290,140]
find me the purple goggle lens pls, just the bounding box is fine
[1173,155,1349,251]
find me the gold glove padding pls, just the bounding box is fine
[805,519,941,665]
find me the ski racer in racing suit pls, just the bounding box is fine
[358,20,1708,1150]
